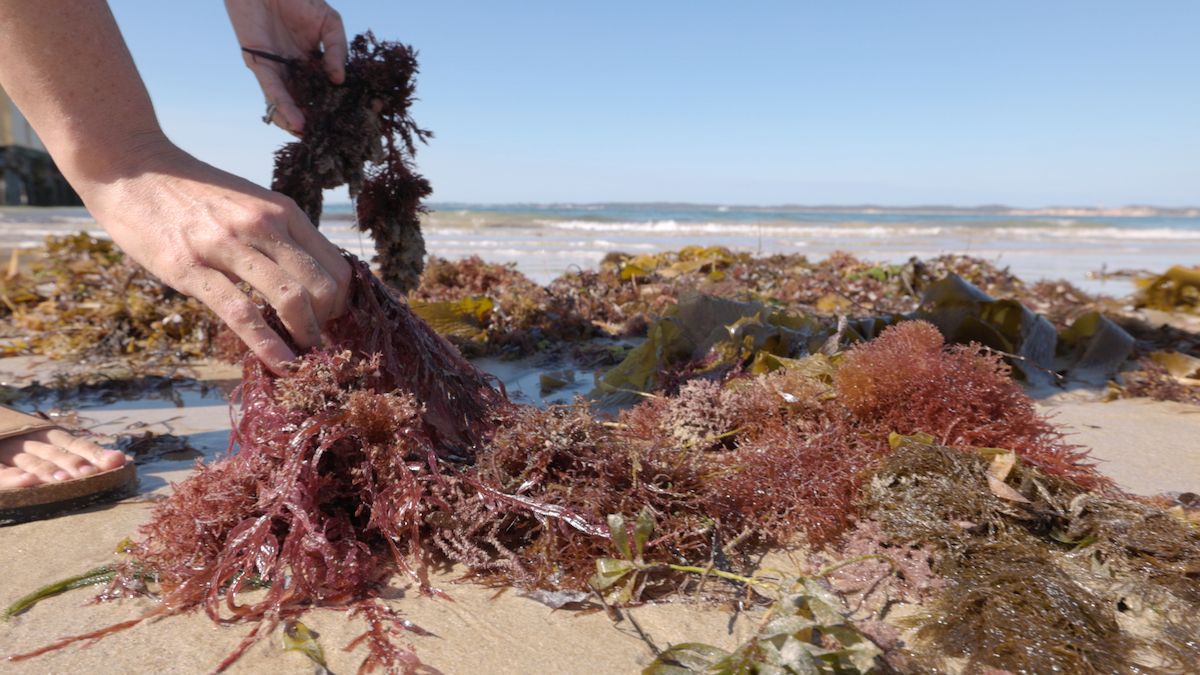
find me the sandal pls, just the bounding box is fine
[0,407,137,525]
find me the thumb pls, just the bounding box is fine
[319,8,348,85]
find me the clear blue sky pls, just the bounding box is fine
[110,1,1199,207]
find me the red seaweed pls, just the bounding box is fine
[271,33,432,291]
[9,310,1107,671]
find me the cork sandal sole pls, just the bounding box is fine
[0,463,138,525]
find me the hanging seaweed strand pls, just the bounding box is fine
[266,32,433,291]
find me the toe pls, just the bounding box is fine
[8,448,69,483]
[25,440,96,479]
[0,466,40,489]
[47,430,127,473]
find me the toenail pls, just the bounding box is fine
[79,465,98,476]
[53,470,70,481]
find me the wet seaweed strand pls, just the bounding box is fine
[269,32,432,291]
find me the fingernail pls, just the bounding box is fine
[79,465,98,476]
[53,470,70,481]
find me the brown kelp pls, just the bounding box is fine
[861,438,1200,673]
[0,234,221,366]
[1136,265,1200,314]
[267,32,432,291]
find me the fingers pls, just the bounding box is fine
[228,201,348,328]
[242,52,305,133]
[227,246,324,350]
[319,7,347,85]
[282,211,351,320]
[184,267,297,374]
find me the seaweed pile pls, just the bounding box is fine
[859,437,1200,672]
[12,309,1132,672]
[267,32,432,291]
[0,234,221,368]
[411,248,1116,357]
[10,258,508,672]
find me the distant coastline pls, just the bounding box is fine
[426,202,1200,218]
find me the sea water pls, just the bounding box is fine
[4,203,1198,296]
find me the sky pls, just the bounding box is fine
[109,1,1199,207]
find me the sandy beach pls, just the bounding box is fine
[0,208,1197,673]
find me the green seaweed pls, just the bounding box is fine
[3,565,115,621]
[642,561,887,675]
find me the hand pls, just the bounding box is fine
[83,140,351,373]
[225,0,347,134]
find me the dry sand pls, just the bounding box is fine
[1,354,1197,674]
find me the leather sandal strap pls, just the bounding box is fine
[0,405,58,442]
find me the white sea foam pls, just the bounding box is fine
[532,219,1200,241]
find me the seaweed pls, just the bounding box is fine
[409,256,595,355]
[1114,353,1200,404]
[0,233,222,367]
[1136,265,1200,314]
[861,439,1200,673]
[269,33,432,291]
[834,321,1107,489]
[9,256,506,672]
[642,561,888,674]
[918,543,1135,674]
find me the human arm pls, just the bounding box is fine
[0,0,350,373]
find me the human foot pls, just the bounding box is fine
[0,428,127,489]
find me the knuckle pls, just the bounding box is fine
[223,297,261,328]
[241,212,281,238]
[277,286,309,314]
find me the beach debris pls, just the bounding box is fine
[1136,265,1200,314]
[1111,353,1200,405]
[642,565,885,674]
[2,565,116,621]
[268,32,432,291]
[281,620,330,673]
[861,437,1200,673]
[0,233,221,367]
[114,431,201,464]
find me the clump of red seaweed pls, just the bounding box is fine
[11,259,507,672]
[269,32,432,291]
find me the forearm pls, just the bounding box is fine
[0,0,171,191]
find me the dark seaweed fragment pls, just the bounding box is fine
[270,32,432,291]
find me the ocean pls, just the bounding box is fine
[3,203,1198,296]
